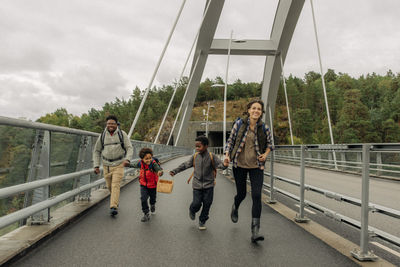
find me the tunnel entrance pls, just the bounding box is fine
[196,131,228,147]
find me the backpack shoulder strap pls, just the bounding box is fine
[262,123,267,135]
[100,129,106,150]
[117,127,126,153]
[149,159,157,172]
[209,152,216,170]
[187,152,198,184]
[209,152,217,183]
[232,117,243,130]
[193,152,198,167]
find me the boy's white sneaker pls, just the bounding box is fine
[198,221,206,230]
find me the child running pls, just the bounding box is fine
[131,148,163,222]
[169,136,228,230]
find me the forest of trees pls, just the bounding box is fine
[0,69,399,233]
[36,69,400,145]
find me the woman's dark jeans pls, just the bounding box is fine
[232,167,264,218]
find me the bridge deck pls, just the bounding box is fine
[13,156,358,266]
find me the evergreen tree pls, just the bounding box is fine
[336,89,377,143]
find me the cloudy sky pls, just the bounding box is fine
[1,0,399,120]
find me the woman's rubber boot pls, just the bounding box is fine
[231,203,238,223]
[251,218,264,243]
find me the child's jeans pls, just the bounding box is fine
[140,185,156,214]
[190,187,214,223]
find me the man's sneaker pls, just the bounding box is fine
[110,207,118,216]
[198,221,206,230]
[189,209,195,221]
[150,205,156,215]
[141,213,150,222]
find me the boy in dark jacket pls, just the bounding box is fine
[131,148,163,222]
[170,136,228,230]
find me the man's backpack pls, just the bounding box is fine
[100,125,126,154]
[187,152,216,185]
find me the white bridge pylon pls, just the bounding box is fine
[172,0,305,146]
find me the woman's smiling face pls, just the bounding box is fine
[248,102,262,120]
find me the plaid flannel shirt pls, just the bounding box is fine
[225,117,273,170]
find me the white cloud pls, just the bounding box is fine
[0,0,399,120]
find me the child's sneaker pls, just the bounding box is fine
[150,205,156,215]
[198,221,206,230]
[141,213,150,222]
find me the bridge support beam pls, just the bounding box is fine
[262,0,305,127]
[175,0,305,145]
[174,0,225,145]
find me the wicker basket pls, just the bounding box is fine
[156,179,174,193]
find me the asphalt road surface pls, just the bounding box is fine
[13,156,358,267]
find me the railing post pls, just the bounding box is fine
[376,152,382,176]
[74,136,92,201]
[25,130,51,225]
[328,151,333,169]
[357,152,362,173]
[341,152,346,171]
[317,152,322,168]
[295,145,309,223]
[306,151,311,167]
[268,152,276,204]
[351,144,378,261]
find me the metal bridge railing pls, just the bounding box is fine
[210,144,400,262]
[0,116,191,234]
[273,144,400,180]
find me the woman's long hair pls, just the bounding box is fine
[243,99,265,117]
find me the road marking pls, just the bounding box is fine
[295,204,316,214]
[371,241,400,258]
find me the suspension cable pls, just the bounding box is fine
[280,54,294,146]
[310,0,337,169]
[167,0,214,145]
[127,0,187,138]
[154,16,200,144]
[168,56,201,146]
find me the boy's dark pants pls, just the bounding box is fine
[190,187,214,223]
[140,185,156,214]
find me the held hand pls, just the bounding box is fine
[223,159,229,167]
[169,171,175,177]
[94,167,100,174]
[158,171,163,177]
[123,160,130,167]
[224,155,230,166]
[258,153,267,162]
